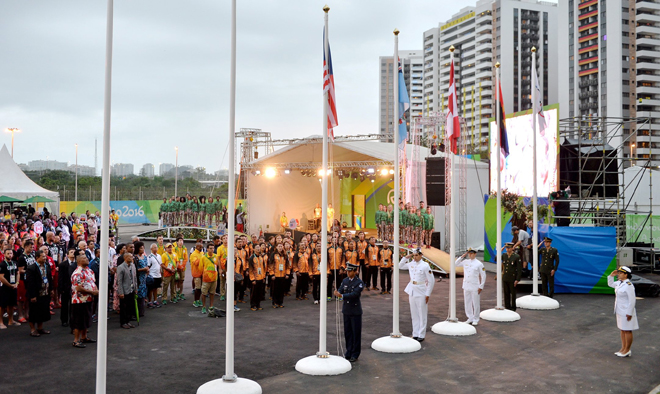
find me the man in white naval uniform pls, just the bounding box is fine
[455,248,486,326]
[399,248,435,342]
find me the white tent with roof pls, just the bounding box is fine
[0,144,60,213]
[245,138,488,249]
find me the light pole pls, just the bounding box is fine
[175,147,178,197]
[5,128,20,158]
[631,143,635,166]
[75,143,78,201]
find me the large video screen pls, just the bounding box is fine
[489,107,559,197]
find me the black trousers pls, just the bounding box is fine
[369,266,379,289]
[60,294,71,325]
[327,270,340,298]
[234,280,243,301]
[502,280,517,311]
[119,292,135,326]
[296,273,309,298]
[250,280,264,308]
[343,314,362,360]
[380,268,392,292]
[311,275,320,301]
[359,259,368,282]
[273,277,286,306]
[540,272,555,297]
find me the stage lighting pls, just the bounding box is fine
[327,169,332,176]
[371,178,375,183]
[367,168,375,174]
[380,168,389,176]
[265,167,277,178]
[255,170,261,176]
[318,169,324,177]
[389,169,394,175]
[284,169,291,174]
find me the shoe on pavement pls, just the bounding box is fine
[416,337,425,342]
[314,300,319,305]
[234,306,241,312]
[220,296,225,301]
[201,307,207,314]
[471,321,479,326]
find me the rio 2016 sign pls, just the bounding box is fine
[60,200,162,225]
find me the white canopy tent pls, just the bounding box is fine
[0,144,60,213]
[245,138,488,250]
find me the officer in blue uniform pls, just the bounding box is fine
[334,262,364,362]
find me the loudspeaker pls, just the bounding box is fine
[426,157,446,206]
[431,231,441,249]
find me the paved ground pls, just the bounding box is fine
[2,226,659,393]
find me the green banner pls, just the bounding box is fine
[626,214,660,247]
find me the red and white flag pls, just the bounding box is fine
[323,35,338,140]
[446,58,460,154]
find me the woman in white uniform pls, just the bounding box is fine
[607,266,638,358]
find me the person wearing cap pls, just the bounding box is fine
[399,247,435,341]
[334,262,364,362]
[539,237,559,298]
[511,226,530,276]
[455,248,486,326]
[502,242,522,311]
[607,266,638,357]
[160,243,178,305]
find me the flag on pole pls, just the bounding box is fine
[397,59,410,150]
[497,81,510,158]
[532,66,547,131]
[323,33,338,140]
[446,58,460,154]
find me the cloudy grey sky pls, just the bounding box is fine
[1,0,475,174]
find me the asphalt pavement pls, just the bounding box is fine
[2,225,659,393]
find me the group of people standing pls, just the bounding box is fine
[372,201,434,248]
[160,195,244,230]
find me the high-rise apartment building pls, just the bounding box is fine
[159,163,175,176]
[27,160,68,171]
[140,163,155,178]
[423,0,557,153]
[112,163,134,177]
[379,50,424,137]
[558,0,660,164]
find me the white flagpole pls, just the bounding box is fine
[495,62,503,310]
[516,47,558,311]
[96,1,113,392]
[372,29,425,351]
[224,0,237,382]
[531,47,539,296]
[198,1,261,392]
[431,46,474,336]
[392,28,401,337]
[448,47,457,322]
[319,5,329,357]
[296,5,351,373]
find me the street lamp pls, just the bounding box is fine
[4,128,21,158]
[175,146,179,197]
[631,143,636,166]
[75,143,78,201]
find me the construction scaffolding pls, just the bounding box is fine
[557,116,654,250]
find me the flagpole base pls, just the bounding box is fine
[371,335,421,353]
[295,355,351,376]
[517,294,560,310]
[480,308,521,322]
[431,320,477,336]
[197,378,262,394]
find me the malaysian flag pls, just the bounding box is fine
[447,58,460,154]
[323,32,338,140]
[497,81,510,158]
[397,58,410,150]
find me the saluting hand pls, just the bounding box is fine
[550,270,555,276]
[425,296,429,304]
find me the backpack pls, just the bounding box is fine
[207,306,226,318]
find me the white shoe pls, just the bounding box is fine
[471,321,478,326]
[614,352,621,356]
[616,351,631,358]
[465,320,473,324]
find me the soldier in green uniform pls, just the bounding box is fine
[192,196,200,226]
[386,204,394,242]
[413,209,423,246]
[539,237,559,298]
[214,198,223,227]
[198,196,207,227]
[170,197,179,226]
[502,242,522,311]
[375,204,383,241]
[176,197,185,226]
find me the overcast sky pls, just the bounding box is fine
[2,0,492,174]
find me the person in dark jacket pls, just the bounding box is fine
[334,262,364,362]
[58,248,77,327]
[26,249,54,337]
